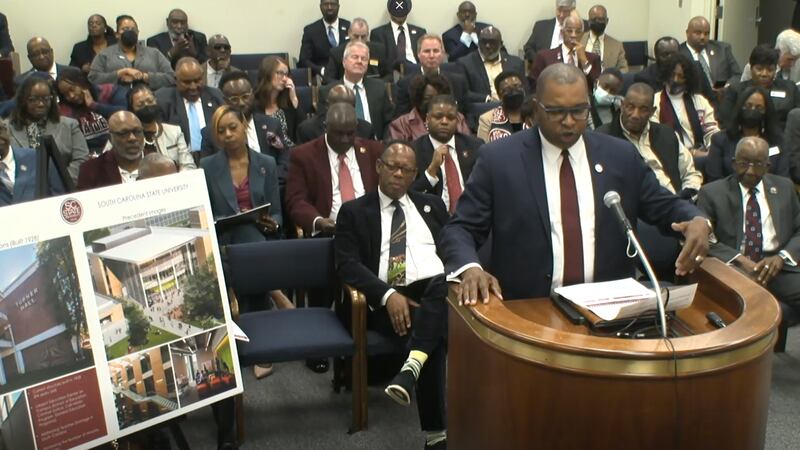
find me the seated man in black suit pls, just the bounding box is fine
[458,26,526,103]
[299,0,350,78]
[411,95,483,214]
[442,1,491,62]
[523,0,584,61]
[15,37,68,87]
[697,136,800,319]
[323,18,391,84]
[395,34,468,117]
[335,140,448,450]
[680,16,741,91]
[146,9,208,64]
[370,0,427,68]
[155,57,224,163]
[296,84,374,144]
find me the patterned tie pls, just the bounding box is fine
[567,51,575,67]
[337,153,356,202]
[443,148,463,214]
[353,84,365,121]
[592,37,601,58]
[387,200,407,286]
[327,26,337,48]
[0,162,13,192]
[743,188,763,262]
[560,150,584,285]
[698,52,713,88]
[396,26,407,64]
[187,102,202,152]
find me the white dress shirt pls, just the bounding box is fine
[1,147,16,187]
[313,137,364,231]
[739,181,779,253]
[688,47,710,72]
[378,189,445,306]
[549,19,564,50]
[342,77,372,124]
[459,29,479,48]
[392,22,416,63]
[560,44,593,75]
[118,165,140,183]
[424,135,463,208]
[206,62,223,90]
[246,117,261,152]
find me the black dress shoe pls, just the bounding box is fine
[385,370,415,406]
[306,358,329,373]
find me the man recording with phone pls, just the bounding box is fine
[147,9,208,65]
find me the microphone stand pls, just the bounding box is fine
[626,228,668,338]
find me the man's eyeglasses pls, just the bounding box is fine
[733,159,769,170]
[110,128,145,138]
[379,159,416,176]
[212,44,231,51]
[537,102,591,121]
[225,92,253,103]
[27,95,53,105]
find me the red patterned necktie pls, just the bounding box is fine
[443,148,462,214]
[338,153,355,202]
[560,150,584,285]
[743,188,763,262]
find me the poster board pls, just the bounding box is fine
[0,170,242,450]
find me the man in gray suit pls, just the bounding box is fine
[579,5,627,73]
[679,16,740,89]
[697,136,800,308]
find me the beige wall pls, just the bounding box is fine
[4,0,667,73]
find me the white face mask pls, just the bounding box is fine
[594,85,622,107]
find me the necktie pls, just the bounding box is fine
[327,26,337,48]
[698,52,713,87]
[560,150,584,285]
[592,37,601,58]
[443,147,463,214]
[338,153,356,202]
[187,102,202,152]
[353,84,365,121]
[567,51,575,67]
[744,188,763,262]
[396,26,407,64]
[388,200,407,286]
[0,162,13,192]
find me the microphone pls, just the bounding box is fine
[603,191,632,231]
[706,311,727,329]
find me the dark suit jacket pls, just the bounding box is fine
[200,148,282,245]
[335,190,449,310]
[718,79,800,132]
[410,133,483,196]
[321,78,394,139]
[200,112,290,187]
[75,149,122,190]
[299,18,351,76]
[286,135,383,234]
[70,35,117,71]
[697,174,800,267]
[442,22,491,62]
[438,128,704,300]
[323,41,391,84]
[13,64,69,88]
[523,18,589,61]
[705,132,790,183]
[394,69,469,117]
[0,13,12,57]
[155,86,225,149]
[456,51,526,102]
[678,41,741,86]
[370,22,427,66]
[528,45,602,92]
[0,147,65,206]
[295,114,375,145]
[146,30,208,63]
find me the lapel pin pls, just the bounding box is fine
[359,147,366,154]
[770,186,777,195]
[710,50,715,56]
[19,164,27,172]
[423,205,431,213]
[595,163,603,173]
[260,167,266,176]
[207,102,213,108]
[411,29,417,35]
[261,124,267,129]
[462,150,469,158]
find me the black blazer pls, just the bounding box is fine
[335,189,449,310]
[442,22,491,62]
[718,79,800,132]
[0,13,12,57]
[523,18,589,61]
[321,78,394,139]
[456,51,526,102]
[323,41,391,84]
[146,30,208,63]
[13,64,70,89]
[298,18,351,76]
[411,133,483,196]
[370,22,427,66]
[155,86,225,149]
[394,69,469,117]
[295,114,374,145]
[69,35,117,71]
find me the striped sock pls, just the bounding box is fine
[425,430,446,446]
[401,350,428,380]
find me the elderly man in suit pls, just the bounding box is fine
[440,63,711,304]
[155,57,224,164]
[335,141,449,450]
[529,15,601,92]
[0,121,64,206]
[680,16,740,96]
[370,0,427,68]
[77,111,145,190]
[580,5,628,73]
[323,18,391,84]
[146,9,208,64]
[697,136,800,317]
[523,0,588,61]
[442,1,491,62]
[14,37,69,87]
[299,0,350,77]
[411,95,483,214]
[457,26,525,103]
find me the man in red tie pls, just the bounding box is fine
[410,95,483,214]
[528,15,602,93]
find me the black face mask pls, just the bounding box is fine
[501,89,525,110]
[740,109,764,129]
[589,22,607,36]
[135,105,162,123]
[120,30,138,47]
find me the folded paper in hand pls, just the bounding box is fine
[214,203,271,228]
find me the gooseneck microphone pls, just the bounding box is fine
[604,191,668,338]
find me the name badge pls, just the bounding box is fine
[769,146,780,157]
[770,90,787,99]
[369,58,379,66]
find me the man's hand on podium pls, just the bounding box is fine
[671,217,711,276]
[458,267,503,306]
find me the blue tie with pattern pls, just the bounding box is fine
[327,26,337,48]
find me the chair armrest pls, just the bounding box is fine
[296,225,305,238]
[344,284,367,349]
[227,287,241,321]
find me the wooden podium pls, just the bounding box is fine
[447,258,781,450]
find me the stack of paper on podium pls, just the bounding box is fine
[555,278,697,322]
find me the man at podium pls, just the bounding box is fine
[439,63,713,303]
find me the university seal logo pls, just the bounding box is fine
[60,198,83,224]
